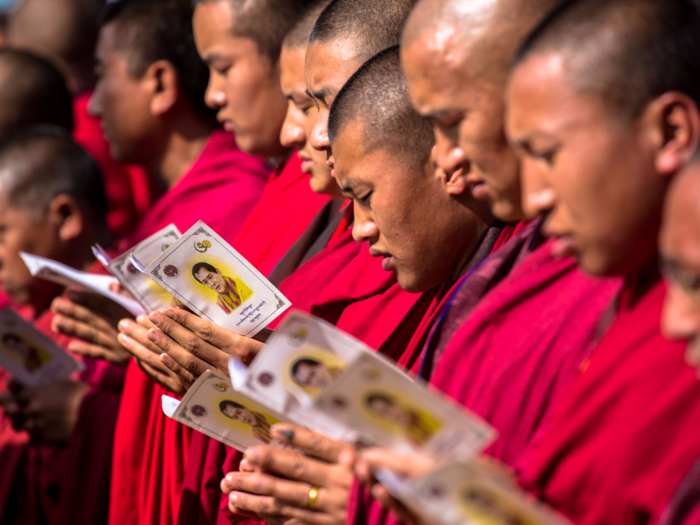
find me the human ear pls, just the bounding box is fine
[147,60,179,117]
[443,165,469,196]
[49,194,84,243]
[648,92,700,177]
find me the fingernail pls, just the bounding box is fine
[118,319,131,331]
[147,330,160,343]
[117,333,130,344]
[225,473,235,488]
[229,492,238,505]
[162,309,176,319]
[245,449,261,463]
[149,313,161,326]
[136,315,149,324]
[160,353,171,367]
[274,428,294,442]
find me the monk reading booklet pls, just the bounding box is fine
[380,460,571,525]
[162,370,295,452]
[135,221,291,337]
[94,225,181,312]
[0,307,82,387]
[231,311,495,460]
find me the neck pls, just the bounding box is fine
[147,113,216,189]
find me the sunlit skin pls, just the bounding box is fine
[89,23,158,164]
[304,38,366,170]
[505,52,694,277]
[222,403,257,426]
[292,361,334,389]
[401,24,523,223]
[334,119,490,293]
[194,267,227,293]
[193,0,288,158]
[280,44,342,197]
[660,163,700,375]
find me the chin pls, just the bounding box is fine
[491,198,524,224]
[396,274,427,294]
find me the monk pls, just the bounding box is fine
[501,0,700,523]
[46,2,271,525]
[5,0,153,237]
[655,155,700,525]
[0,128,119,525]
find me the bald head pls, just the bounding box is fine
[0,49,74,141]
[195,0,316,64]
[513,0,700,120]
[311,0,417,64]
[329,46,433,169]
[6,0,102,93]
[404,0,561,88]
[283,0,332,50]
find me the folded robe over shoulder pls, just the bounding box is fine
[109,130,271,525]
[519,277,700,525]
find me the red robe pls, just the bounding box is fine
[72,91,155,237]
[109,130,270,525]
[519,277,700,525]
[350,222,621,525]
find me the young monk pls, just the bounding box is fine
[6,0,153,236]
[192,0,329,278]
[501,0,700,523]
[46,2,271,525]
[0,128,119,525]
[655,156,700,525]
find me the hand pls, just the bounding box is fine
[221,424,355,525]
[51,293,132,366]
[145,308,264,384]
[117,316,188,395]
[355,449,436,524]
[0,380,90,445]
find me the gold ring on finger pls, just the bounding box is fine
[308,485,319,510]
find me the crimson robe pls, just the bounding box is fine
[350,221,621,525]
[519,277,700,525]
[109,130,270,525]
[658,455,700,525]
[72,91,155,237]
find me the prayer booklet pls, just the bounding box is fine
[0,307,83,387]
[377,460,571,525]
[133,221,291,337]
[162,370,296,452]
[230,311,496,460]
[93,224,181,312]
[19,252,146,316]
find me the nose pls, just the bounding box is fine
[434,128,467,175]
[520,158,555,220]
[661,282,699,341]
[205,73,227,110]
[352,204,379,244]
[310,109,330,152]
[280,107,306,149]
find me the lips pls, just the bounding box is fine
[369,248,396,273]
[300,159,314,174]
[466,179,489,201]
[550,234,576,259]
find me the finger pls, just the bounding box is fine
[228,492,335,525]
[66,341,125,365]
[137,360,187,396]
[118,319,162,355]
[244,447,331,488]
[161,308,264,365]
[145,324,212,380]
[359,448,434,480]
[159,353,197,388]
[65,289,131,319]
[52,315,119,350]
[370,485,418,524]
[270,425,349,463]
[51,298,117,336]
[223,472,340,512]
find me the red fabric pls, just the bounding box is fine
[233,153,331,276]
[110,130,270,525]
[519,278,700,525]
[72,92,155,237]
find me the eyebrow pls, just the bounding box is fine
[203,52,230,65]
[307,85,337,103]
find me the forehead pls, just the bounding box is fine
[305,39,362,95]
[193,1,235,46]
[280,46,306,93]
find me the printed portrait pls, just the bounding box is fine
[191,262,253,315]
[1,332,51,373]
[219,399,274,444]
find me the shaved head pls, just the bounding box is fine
[311,0,417,64]
[0,126,106,222]
[404,0,562,89]
[195,0,316,64]
[513,0,700,119]
[6,0,102,93]
[283,0,332,50]
[329,46,433,169]
[0,49,74,140]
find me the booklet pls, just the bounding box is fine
[20,252,146,316]
[133,221,291,337]
[163,370,296,452]
[0,307,83,387]
[93,225,181,312]
[233,311,496,458]
[377,460,571,525]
